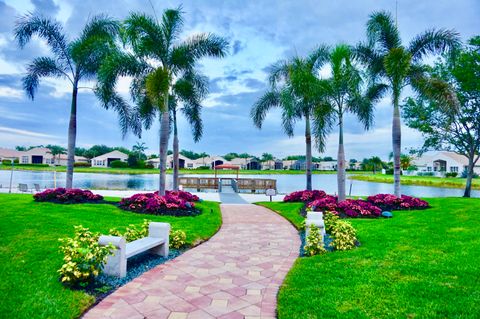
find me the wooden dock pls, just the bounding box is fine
[178,177,276,193]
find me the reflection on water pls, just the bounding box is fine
[0,170,477,198]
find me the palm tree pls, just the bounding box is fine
[170,71,208,190]
[313,44,386,201]
[251,46,332,190]
[356,11,459,196]
[97,8,228,195]
[15,14,121,189]
[46,145,66,188]
[132,141,148,160]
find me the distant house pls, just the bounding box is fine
[194,156,230,169]
[282,160,296,170]
[91,150,128,167]
[411,151,480,176]
[165,154,195,169]
[261,159,283,170]
[0,148,25,162]
[316,161,337,171]
[16,147,87,166]
[229,157,251,169]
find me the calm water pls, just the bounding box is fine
[0,170,476,197]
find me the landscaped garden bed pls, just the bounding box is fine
[34,188,104,203]
[0,193,222,319]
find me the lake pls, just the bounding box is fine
[0,170,476,197]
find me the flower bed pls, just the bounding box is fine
[367,194,429,211]
[119,191,200,216]
[308,196,382,218]
[284,190,327,202]
[33,188,103,204]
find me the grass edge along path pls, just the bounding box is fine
[0,194,222,319]
[261,198,480,318]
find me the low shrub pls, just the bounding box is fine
[145,163,154,169]
[58,226,114,287]
[309,196,381,218]
[74,162,91,167]
[418,171,434,176]
[110,160,128,168]
[34,188,103,204]
[1,159,13,165]
[170,230,187,249]
[17,163,49,167]
[366,194,429,211]
[119,190,200,216]
[284,190,327,202]
[108,219,150,242]
[304,224,327,256]
[196,166,210,170]
[324,212,358,251]
[445,172,458,178]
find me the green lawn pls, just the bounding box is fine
[0,194,222,319]
[259,198,480,318]
[349,173,480,190]
[0,164,346,175]
[256,201,305,229]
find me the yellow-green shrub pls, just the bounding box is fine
[58,226,114,286]
[170,229,187,249]
[324,211,357,251]
[109,219,150,242]
[304,224,327,256]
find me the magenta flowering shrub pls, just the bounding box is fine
[284,190,327,202]
[367,194,429,211]
[119,191,200,216]
[33,188,103,204]
[308,196,381,218]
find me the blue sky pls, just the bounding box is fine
[0,0,478,159]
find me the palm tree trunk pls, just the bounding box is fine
[158,95,170,195]
[464,155,474,198]
[392,96,402,197]
[66,85,78,189]
[305,113,312,191]
[337,115,346,201]
[172,108,179,191]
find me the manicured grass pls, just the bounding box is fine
[266,198,480,318]
[0,164,346,175]
[256,201,305,229]
[350,173,480,190]
[0,194,221,319]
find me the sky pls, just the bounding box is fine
[0,0,478,160]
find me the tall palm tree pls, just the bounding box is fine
[356,11,459,196]
[132,141,148,160]
[97,8,228,195]
[251,46,332,190]
[170,71,208,190]
[46,145,66,188]
[314,44,386,201]
[15,14,121,189]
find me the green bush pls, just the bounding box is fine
[324,212,358,251]
[170,229,187,249]
[1,159,14,165]
[418,172,435,176]
[446,172,458,178]
[145,163,154,169]
[110,160,128,168]
[58,226,114,287]
[196,166,210,170]
[108,220,150,242]
[74,162,90,167]
[304,224,326,256]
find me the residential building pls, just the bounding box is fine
[261,159,283,170]
[91,150,128,167]
[411,151,480,176]
[0,148,25,162]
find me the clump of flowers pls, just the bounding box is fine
[170,230,187,249]
[304,224,327,256]
[284,190,327,202]
[308,196,381,218]
[108,219,150,242]
[367,194,429,211]
[58,226,114,287]
[34,188,103,204]
[119,191,200,216]
[323,212,358,251]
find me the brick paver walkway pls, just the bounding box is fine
[84,204,300,319]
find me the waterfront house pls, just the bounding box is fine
[411,151,480,176]
[91,150,128,167]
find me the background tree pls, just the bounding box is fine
[251,46,332,190]
[46,145,66,166]
[15,14,122,188]
[356,11,459,196]
[313,44,385,201]
[404,37,480,197]
[180,150,208,160]
[261,153,274,162]
[97,8,227,195]
[132,141,148,160]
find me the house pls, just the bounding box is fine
[17,147,87,165]
[282,160,296,170]
[229,157,251,170]
[411,151,480,176]
[0,148,25,162]
[261,159,283,170]
[148,154,195,169]
[193,156,230,169]
[316,161,337,171]
[91,150,128,167]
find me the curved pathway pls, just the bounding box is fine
[84,204,300,319]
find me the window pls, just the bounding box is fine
[21,156,28,164]
[187,163,193,168]
[450,166,458,172]
[427,166,432,172]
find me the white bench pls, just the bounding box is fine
[306,212,326,237]
[98,222,170,278]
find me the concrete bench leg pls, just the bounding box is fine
[99,235,126,278]
[148,222,170,257]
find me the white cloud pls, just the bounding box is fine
[0,86,24,99]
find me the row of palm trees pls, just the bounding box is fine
[15,7,228,195]
[252,11,459,200]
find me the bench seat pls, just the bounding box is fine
[126,237,165,258]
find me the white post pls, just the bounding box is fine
[306,211,326,237]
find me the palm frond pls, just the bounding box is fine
[366,11,401,52]
[268,60,289,87]
[306,44,330,72]
[409,71,459,112]
[123,13,165,60]
[354,42,385,78]
[408,29,460,62]
[161,7,184,48]
[181,102,203,142]
[312,102,335,152]
[22,57,67,99]
[250,90,280,129]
